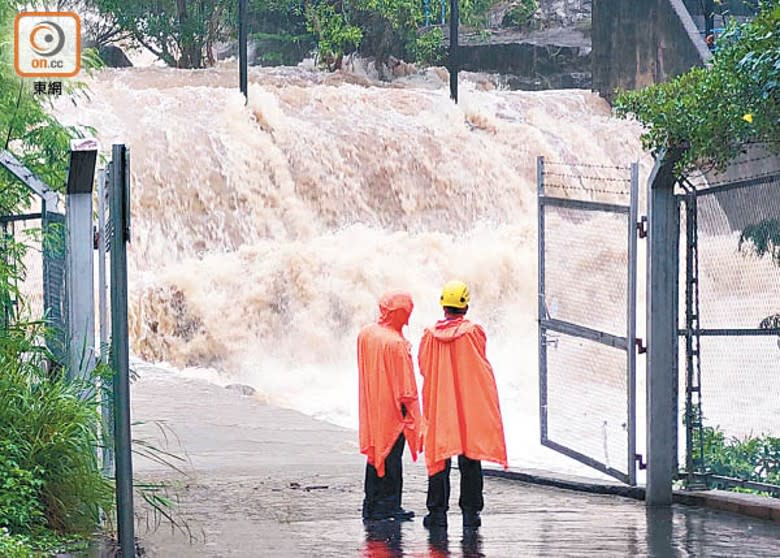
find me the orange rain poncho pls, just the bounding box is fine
[357,291,422,477]
[418,316,508,476]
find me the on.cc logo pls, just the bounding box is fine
[14,12,80,78]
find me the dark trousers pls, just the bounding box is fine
[363,434,405,519]
[426,455,484,514]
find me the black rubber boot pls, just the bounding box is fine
[462,511,481,529]
[423,512,447,529]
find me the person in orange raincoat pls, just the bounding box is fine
[358,290,422,522]
[418,280,508,531]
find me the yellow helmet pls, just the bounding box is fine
[439,280,470,309]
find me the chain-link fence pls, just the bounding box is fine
[679,149,780,495]
[0,200,67,365]
[538,158,639,484]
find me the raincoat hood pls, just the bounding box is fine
[377,291,414,333]
[428,316,471,342]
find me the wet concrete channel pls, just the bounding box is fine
[131,367,780,557]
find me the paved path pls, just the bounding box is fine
[132,365,780,557]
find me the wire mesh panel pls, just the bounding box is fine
[0,207,67,365]
[698,179,780,330]
[538,157,639,484]
[546,331,632,477]
[543,206,629,338]
[679,167,780,493]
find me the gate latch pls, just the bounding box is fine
[635,453,647,470]
[637,216,648,239]
[635,338,647,354]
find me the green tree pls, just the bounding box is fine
[304,0,363,70]
[247,0,315,66]
[295,0,502,73]
[92,0,233,68]
[54,0,128,47]
[613,2,779,172]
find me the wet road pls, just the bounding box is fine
[133,367,780,557]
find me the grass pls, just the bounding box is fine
[0,322,115,536]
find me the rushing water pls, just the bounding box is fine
[51,62,663,474]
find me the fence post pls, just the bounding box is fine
[449,0,459,102]
[239,0,248,100]
[65,138,98,381]
[646,149,682,506]
[97,169,114,477]
[537,156,548,445]
[110,144,135,556]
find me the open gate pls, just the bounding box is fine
[537,156,640,485]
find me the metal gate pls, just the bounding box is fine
[537,156,639,485]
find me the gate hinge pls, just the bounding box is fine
[635,338,646,354]
[635,453,647,470]
[637,216,648,239]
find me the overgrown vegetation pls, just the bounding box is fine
[696,425,780,490]
[62,0,508,71]
[412,27,446,67]
[613,2,779,172]
[502,0,538,29]
[0,331,115,532]
[91,0,233,68]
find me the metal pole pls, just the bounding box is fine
[440,0,445,24]
[646,150,681,506]
[239,0,248,100]
[424,0,430,26]
[537,156,548,445]
[449,0,458,102]
[97,169,113,477]
[110,145,135,556]
[98,170,108,356]
[627,162,639,486]
[65,140,97,382]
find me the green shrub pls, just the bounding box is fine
[305,2,363,69]
[695,424,780,490]
[0,528,35,558]
[413,27,445,66]
[502,0,538,28]
[0,345,113,534]
[0,442,46,534]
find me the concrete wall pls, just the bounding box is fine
[458,40,591,90]
[592,0,711,101]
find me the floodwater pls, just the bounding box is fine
[51,62,655,479]
[352,491,780,558]
[49,60,780,482]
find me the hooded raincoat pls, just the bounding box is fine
[418,316,508,476]
[358,291,422,477]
